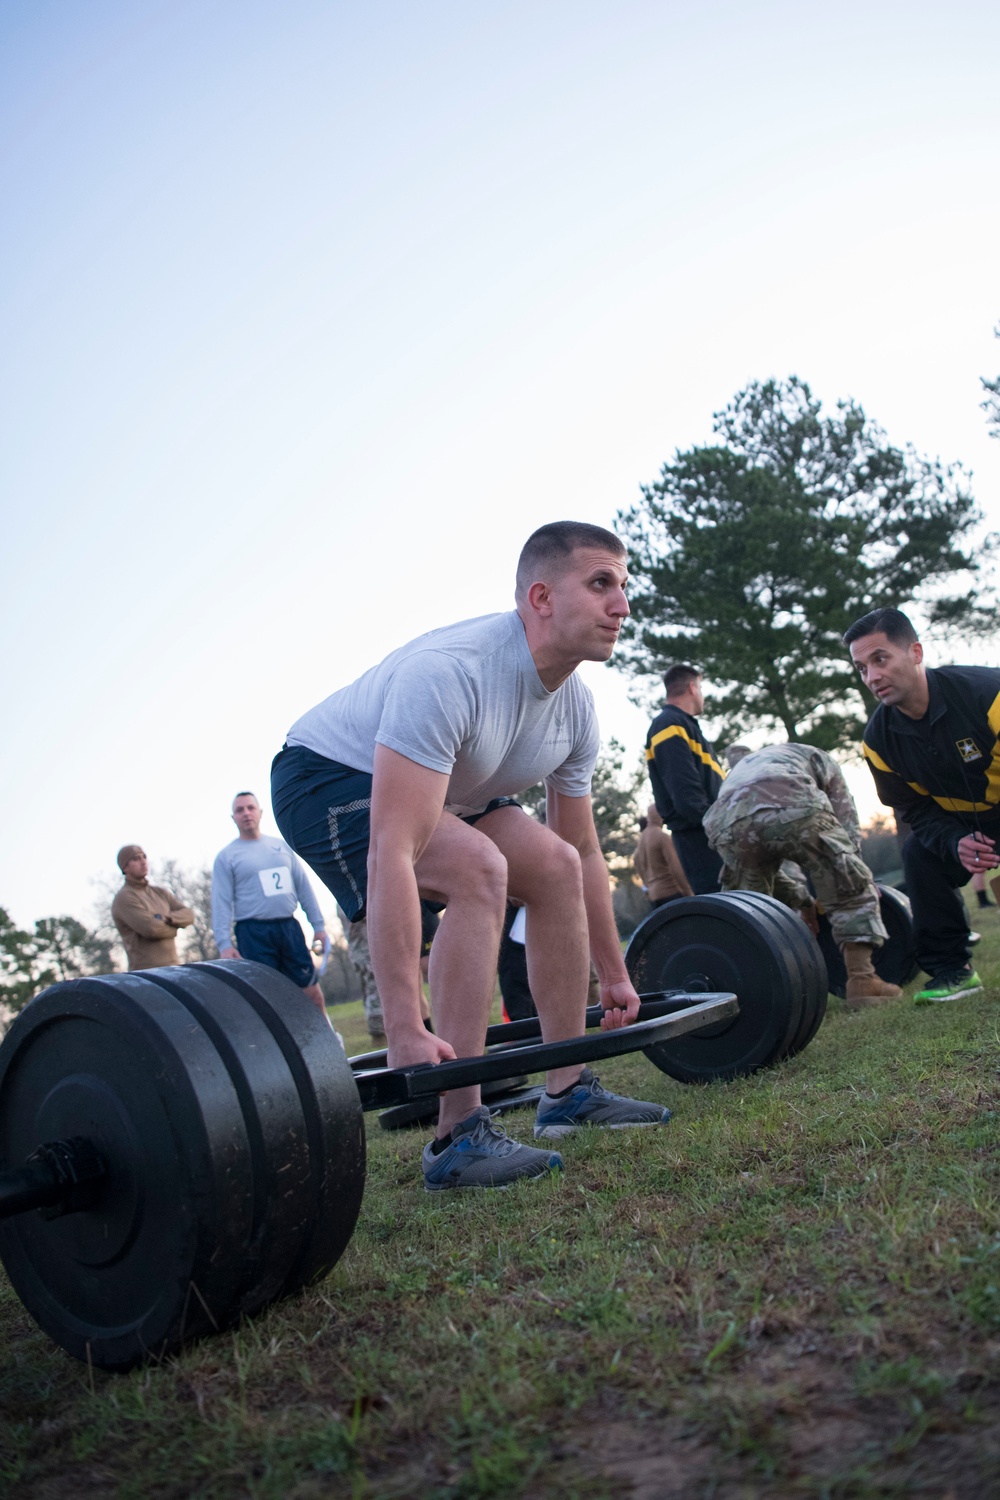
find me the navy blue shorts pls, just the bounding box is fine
[271,743,525,922]
[233,916,316,989]
[271,743,373,922]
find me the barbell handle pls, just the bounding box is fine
[349,990,714,1071]
[354,993,739,1109]
[0,1138,106,1221]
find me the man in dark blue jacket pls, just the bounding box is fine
[845,606,1000,1004]
[645,663,725,893]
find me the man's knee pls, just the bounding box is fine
[450,838,509,905]
[525,831,584,898]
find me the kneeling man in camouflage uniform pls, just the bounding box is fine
[703,743,901,1008]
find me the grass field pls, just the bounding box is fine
[3,905,999,1498]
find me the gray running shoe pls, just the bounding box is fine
[422,1107,563,1191]
[534,1068,672,1139]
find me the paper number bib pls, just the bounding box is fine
[259,866,293,898]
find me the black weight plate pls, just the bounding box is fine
[624,893,800,1083]
[711,892,807,1061]
[791,938,830,1054]
[141,965,320,1319]
[712,891,808,1056]
[0,973,255,1371]
[197,961,366,1301]
[817,884,919,998]
[773,909,827,1055]
[722,891,827,1056]
[870,885,920,987]
[728,888,821,1056]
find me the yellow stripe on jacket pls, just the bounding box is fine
[647,724,725,780]
[861,740,993,813]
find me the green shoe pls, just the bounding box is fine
[914,969,983,1005]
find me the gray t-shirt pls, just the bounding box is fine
[211,835,326,952]
[286,611,600,816]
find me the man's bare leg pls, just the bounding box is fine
[412,813,508,1136]
[474,806,590,1095]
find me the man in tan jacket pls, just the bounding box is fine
[633,804,693,909]
[111,845,195,970]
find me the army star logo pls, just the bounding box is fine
[956,737,982,763]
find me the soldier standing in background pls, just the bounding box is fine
[703,743,901,1008]
[645,664,725,893]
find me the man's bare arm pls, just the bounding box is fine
[367,745,457,1067]
[547,788,640,1028]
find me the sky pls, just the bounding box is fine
[2,0,998,933]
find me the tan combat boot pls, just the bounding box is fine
[842,943,902,1008]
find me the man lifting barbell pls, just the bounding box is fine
[270,521,670,1191]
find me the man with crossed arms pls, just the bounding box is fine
[271,521,669,1192]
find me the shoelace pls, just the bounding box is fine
[465,1117,518,1155]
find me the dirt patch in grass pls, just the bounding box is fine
[567,1342,1000,1498]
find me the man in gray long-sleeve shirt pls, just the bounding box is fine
[211,791,328,1013]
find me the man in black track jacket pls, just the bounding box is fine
[845,606,1000,1004]
[645,663,725,893]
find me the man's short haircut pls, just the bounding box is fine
[663,663,701,697]
[515,521,625,601]
[232,790,259,808]
[842,608,918,649]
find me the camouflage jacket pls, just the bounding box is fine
[703,743,861,849]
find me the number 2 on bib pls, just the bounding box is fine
[258,866,291,898]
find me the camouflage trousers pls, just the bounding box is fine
[346,918,385,1037]
[712,806,887,948]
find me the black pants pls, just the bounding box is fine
[902,834,971,977]
[671,828,723,895]
[497,905,536,1020]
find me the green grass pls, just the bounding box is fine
[3,905,1000,1497]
